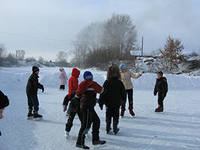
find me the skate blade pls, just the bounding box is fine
[65,135,70,139]
[33,117,43,121]
[107,131,114,135]
[122,116,135,119]
[27,117,33,120]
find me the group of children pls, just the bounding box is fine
[25,64,168,149]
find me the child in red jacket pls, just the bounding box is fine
[63,68,81,137]
[75,71,106,149]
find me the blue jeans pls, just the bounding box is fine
[27,95,39,113]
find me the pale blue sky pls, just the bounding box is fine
[1,0,200,60]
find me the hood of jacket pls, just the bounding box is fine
[72,68,80,78]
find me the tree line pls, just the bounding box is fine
[72,14,137,68]
[71,14,189,72]
[0,45,70,67]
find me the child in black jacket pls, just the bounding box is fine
[0,90,9,136]
[154,71,168,112]
[26,66,44,119]
[99,64,126,135]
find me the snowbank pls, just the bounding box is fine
[1,67,200,92]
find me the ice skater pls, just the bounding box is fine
[99,64,126,135]
[154,71,168,112]
[119,64,142,117]
[0,90,9,136]
[75,71,106,149]
[26,66,44,119]
[59,67,68,90]
[63,68,81,137]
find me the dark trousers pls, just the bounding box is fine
[65,111,82,132]
[106,106,120,132]
[76,108,100,145]
[158,93,165,108]
[60,85,65,90]
[122,89,133,110]
[27,94,39,113]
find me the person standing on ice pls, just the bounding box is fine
[63,68,81,137]
[59,68,68,90]
[75,71,106,149]
[99,64,126,135]
[119,64,142,117]
[154,71,168,112]
[0,90,9,136]
[26,66,44,119]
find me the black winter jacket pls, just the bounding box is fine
[154,77,168,97]
[99,78,126,108]
[26,73,44,96]
[0,90,9,109]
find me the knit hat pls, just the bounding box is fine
[32,66,39,73]
[83,71,93,80]
[119,64,127,70]
[157,71,163,76]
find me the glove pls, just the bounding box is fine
[63,105,67,112]
[41,85,44,93]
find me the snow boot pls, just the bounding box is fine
[106,124,111,134]
[106,129,112,135]
[155,106,163,112]
[27,112,33,119]
[129,109,135,117]
[76,144,90,149]
[113,128,120,135]
[33,113,43,120]
[121,109,125,117]
[92,140,106,145]
[65,131,69,138]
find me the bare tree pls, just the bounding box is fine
[16,50,25,60]
[56,51,68,62]
[56,51,70,67]
[160,36,184,71]
[38,56,45,64]
[0,44,6,58]
[103,14,137,59]
[73,14,137,67]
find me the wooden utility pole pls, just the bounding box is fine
[141,36,144,56]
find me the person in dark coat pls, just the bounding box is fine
[75,71,106,149]
[26,66,44,119]
[63,68,81,137]
[99,64,126,135]
[154,71,168,112]
[0,90,9,136]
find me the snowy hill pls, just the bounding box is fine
[0,67,200,150]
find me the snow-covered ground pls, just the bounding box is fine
[0,67,200,150]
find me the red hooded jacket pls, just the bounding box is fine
[68,68,80,99]
[76,80,103,109]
